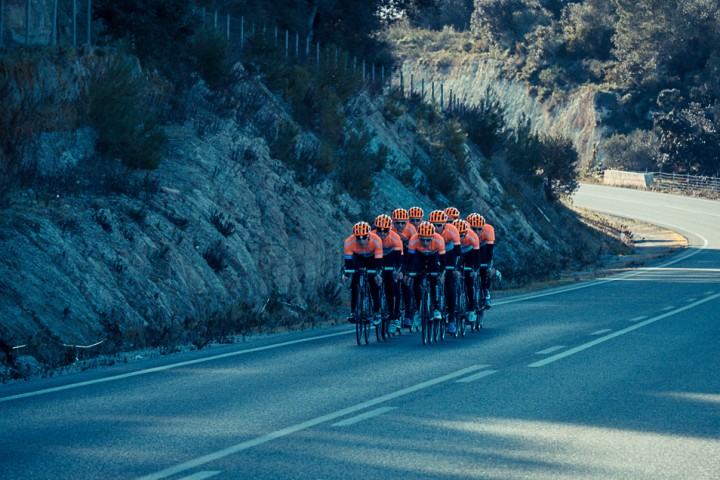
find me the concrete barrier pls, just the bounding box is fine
[603,169,654,188]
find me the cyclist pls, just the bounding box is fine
[407,221,446,323]
[444,206,461,222]
[373,214,404,333]
[428,210,461,335]
[341,221,384,325]
[467,213,496,309]
[452,218,480,326]
[408,206,424,231]
[391,208,417,328]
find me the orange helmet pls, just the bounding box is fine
[452,219,468,234]
[466,213,485,228]
[408,206,424,219]
[444,207,460,220]
[428,210,447,223]
[417,221,435,237]
[353,221,371,236]
[374,214,392,229]
[391,208,409,221]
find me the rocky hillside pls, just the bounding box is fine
[398,57,610,173]
[0,49,629,380]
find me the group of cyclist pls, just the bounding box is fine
[341,206,496,335]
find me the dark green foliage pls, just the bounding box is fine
[538,133,579,200]
[458,91,506,157]
[93,0,195,79]
[191,28,230,90]
[87,56,167,170]
[202,240,228,272]
[603,129,659,172]
[338,124,379,199]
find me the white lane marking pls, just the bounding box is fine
[686,298,697,303]
[134,365,487,480]
[528,293,720,368]
[456,370,498,383]
[332,407,398,427]
[590,329,612,336]
[177,472,221,480]
[660,306,675,311]
[0,331,353,403]
[629,316,647,322]
[535,346,566,355]
[705,291,716,295]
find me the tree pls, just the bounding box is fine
[471,0,552,53]
[538,134,578,200]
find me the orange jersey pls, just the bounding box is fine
[478,224,495,246]
[372,229,403,256]
[460,228,480,254]
[440,223,461,252]
[344,233,383,260]
[408,232,446,255]
[393,223,416,243]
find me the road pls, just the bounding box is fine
[1,184,719,480]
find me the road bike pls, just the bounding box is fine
[471,271,486,332]
[413,272,443,345]
[453,268,470,338]
[347,268,380,345]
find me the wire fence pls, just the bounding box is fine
[652,172,720,195]
[1,1,472,112]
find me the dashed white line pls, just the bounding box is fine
[332,407,398,427]
[629,316,647,322]
[660,306,675,311]
[590,329,612,336]
[535,346,566,355]
[528,293,720,368]
[686,298,697,303]
[134,364,488,480]
[456,370,498,383]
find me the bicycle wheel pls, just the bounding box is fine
[457,278,467,338]
[355,275,365,345]
[362,281,372,344]
[420,278,432,345]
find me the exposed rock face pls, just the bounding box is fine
[1,52,617,375]
[399,58,615,170]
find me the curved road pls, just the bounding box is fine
[1,184,719,479]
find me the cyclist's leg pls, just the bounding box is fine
[465,268,475,311]
[445,267,456,319]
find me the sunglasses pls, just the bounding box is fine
[471,228,482,233]
[419,237,432,243]
[358,235,369,240]
[432,223,444,228]
[410,218,422,222]
[376,228,389,233]
[393,221,406,225]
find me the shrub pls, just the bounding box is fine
[191,28,230,90]
[86,55,167,170]
[603,129,660,172]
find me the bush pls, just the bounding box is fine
[86,55,167,170]
[191,28,230,90]
[603,129,659,172]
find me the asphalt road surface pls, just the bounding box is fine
[1,184,719,480]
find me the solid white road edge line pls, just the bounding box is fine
[0,330,353,403]
[528,293,720,368]
[134,364,488,480]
